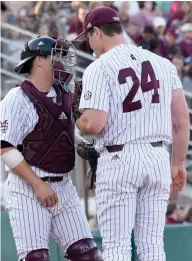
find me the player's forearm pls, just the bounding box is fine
[12,160,43,188]
[76,117,95,134]
[171,118,190,165]
[1,147,43,188]
[76,110,105,134]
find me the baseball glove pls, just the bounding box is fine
[77,141,99,191]
[71,79,82,122]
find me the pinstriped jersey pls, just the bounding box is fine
[0,86,67,177]
[79,44,183,152]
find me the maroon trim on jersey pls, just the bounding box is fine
[20,80,75,173]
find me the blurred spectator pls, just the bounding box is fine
[114,1,139,16]
[166,1,191,31]
[118,1,130,27]
[153,16,166,37]
[89,1,104,10]
[1,1,9,29]
[1,1,7,12]
[68,5,93,78]
[171,54,184,79]
[166,203,184,224]
[179,23,192,59]
[103,1,118,12]
[68,6,89,36]
[184,206,192,223]
[124,20,139,44]
[134,26,158,53]
[182,8,192,25]
[155,1,172,20]
[183,63,192,92]
[38,24,49,36]
[41,4,59,38]
[131,1,157,29]
[158,27,180,59]
[170,1,181,16]
[1,1,17,26]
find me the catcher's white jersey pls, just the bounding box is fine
[0,86,81,176]
[0,87,66,177]
[0,86,92,259]
[79,44,182,152]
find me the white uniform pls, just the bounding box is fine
[0,87,92,260]
[79,44,182,261]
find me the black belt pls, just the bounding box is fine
[41,176,63,182]
[106,141,163,153]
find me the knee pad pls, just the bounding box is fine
[20,249,49,261]
[66,238,103,261]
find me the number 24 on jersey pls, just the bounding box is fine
[118,60,160,113]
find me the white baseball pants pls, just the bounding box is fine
[4,174,92,260]
[95,143,171,261]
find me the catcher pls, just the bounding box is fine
[0,36,103,261]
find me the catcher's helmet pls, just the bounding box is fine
[15,36,76,88]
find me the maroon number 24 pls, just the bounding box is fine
[118,60,160,113]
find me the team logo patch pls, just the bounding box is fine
[87,23,92,29]
[80,245,89,254]
[113,16,120,21]
[0,120,8,133]
[84,91,92,100]
[38,41,44,46]
[58,112,67,120]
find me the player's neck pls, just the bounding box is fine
[103,35,127,53]
[28,75,52,93]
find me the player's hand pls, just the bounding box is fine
[170,164,187,195]
[33,180,59,207]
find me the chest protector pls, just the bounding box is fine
[20,80,75,173]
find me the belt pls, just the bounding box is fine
[41,176,63,182]
[106,141,163,153]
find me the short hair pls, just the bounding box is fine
[143,26,155,34]
[88,22,123,37]
[138,1,156,11]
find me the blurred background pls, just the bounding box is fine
[1,1,192,260]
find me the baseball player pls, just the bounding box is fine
[0,36,103,261]
[75,6,190,261]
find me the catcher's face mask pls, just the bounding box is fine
[51,38,76,89]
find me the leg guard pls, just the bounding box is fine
[66,238,103,261]
[20,249,49,261]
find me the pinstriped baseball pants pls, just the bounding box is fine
[95,143,171,261]
[4,174,92,260]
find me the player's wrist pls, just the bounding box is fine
[31,176,44,189]
[171,159,185,167]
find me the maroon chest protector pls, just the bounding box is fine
[20,80,75,173]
